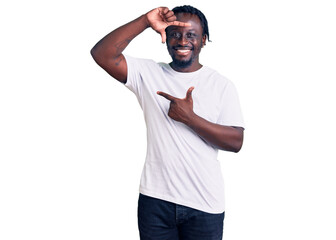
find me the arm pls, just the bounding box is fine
[187,114,244,153]
[157,87,244,153]
[90,7,191,83]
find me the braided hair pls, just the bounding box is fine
[172,5,211,42]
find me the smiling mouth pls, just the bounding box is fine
[174,48,192,56]
[177,49,190,53]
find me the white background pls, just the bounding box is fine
[1,0,335,239]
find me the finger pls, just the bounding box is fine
[164,10,175,19]
[186,87,194,100]
[167,21,192,27]
[158,7,169,15]
[166,15,177,22]
[160,30,167,43]
[157,91,176,101]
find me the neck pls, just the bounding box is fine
[169,61,203,73]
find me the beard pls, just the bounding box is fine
[171,55,193,68]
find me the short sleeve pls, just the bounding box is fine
[217,81,245,129]
[123,55,143,96]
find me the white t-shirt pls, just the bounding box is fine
[124,55,245,214]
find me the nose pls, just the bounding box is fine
[177,34,189,45]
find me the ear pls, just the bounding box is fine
[202,35,207,47]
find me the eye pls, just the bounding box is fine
[186,33,196,39]
[170,32,181,39]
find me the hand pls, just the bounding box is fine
[157,87,195,124]
[146,7,191,43]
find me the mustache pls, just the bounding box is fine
[173,45,193,50]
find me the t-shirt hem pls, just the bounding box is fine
[139,188,225,214]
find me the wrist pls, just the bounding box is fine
[142,13,151,28]
[185,111,198,126]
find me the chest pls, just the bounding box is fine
[141,72,223,123]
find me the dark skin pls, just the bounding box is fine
[91,7,244,152]
[165,13,206,72]
[90,7,189,83]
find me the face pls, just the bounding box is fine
[166,13,206,71]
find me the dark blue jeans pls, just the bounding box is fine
[138,194,225,240]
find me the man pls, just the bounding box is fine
[91,5,245,240]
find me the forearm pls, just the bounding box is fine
[186,113,244,153]
[90,14,149,66]
[91,8,189,82]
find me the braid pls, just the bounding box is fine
[172,5,211,42]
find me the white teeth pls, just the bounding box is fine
[177,50,190,53]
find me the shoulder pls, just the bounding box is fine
[124,55,169,78]
[201,66,233,89]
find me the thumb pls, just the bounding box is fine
[186,87,194,100]
[160,30,167,43]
